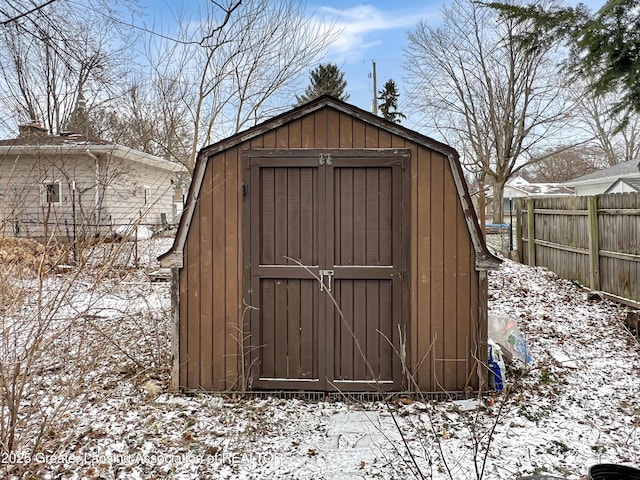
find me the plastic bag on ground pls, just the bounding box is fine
[488,314,531,364]
[488,339,506,392]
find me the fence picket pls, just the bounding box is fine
[517,192,640,308]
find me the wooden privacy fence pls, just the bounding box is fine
[516,193,640,308]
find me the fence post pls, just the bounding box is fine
[587,195,600,291]
[516,198,523,261]
[527,198,535,266]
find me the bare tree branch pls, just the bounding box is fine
[405,0,575,222]
[0,0,58,25]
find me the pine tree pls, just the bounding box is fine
[488,0,640,120]
[377,79,406,123]
[296,63,349,104]
[65,93,97,137]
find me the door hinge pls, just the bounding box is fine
[319,153,333,166]
[242,183,249,196]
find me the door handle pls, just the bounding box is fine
[319,269,334,293]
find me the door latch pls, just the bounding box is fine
[319,269,334,293]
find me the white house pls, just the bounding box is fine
[564,159,640,196]
[0,123,187,239]
[604,177,640,194]
[504,177,575,200]
[491,177,575,220]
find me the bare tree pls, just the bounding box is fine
[0,0,138,136]
[91,76,193,168]
[134,0,337,172]
[0,1,335,172]
[405,0,574,223]
[570,84,640,166]
[521,145,603,183]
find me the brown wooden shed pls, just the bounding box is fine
[159,96,500,394]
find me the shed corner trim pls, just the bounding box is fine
[475,255,502,271]
[158,252,183,269]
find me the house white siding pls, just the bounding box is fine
[574,182,613,196]
[0,153,97,238]
[100,158,176,230]
[565,159,640,195]
[0,149,180,239]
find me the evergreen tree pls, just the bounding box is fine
[296,63,349,104]
[488,0,640,120]
[65,93,98,137]
[377,79,406,123]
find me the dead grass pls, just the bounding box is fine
[0,237,72,314]
[0,237,69,276]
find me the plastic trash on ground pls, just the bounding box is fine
[489,314,531,364]
[488,339,506,392]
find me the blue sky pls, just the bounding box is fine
[144,0,446,117]
[145,0,605,123]
[300,0,604,117]
[303,1,444,114]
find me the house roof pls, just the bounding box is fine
[159,95,501,270]
[505,178,575,196]
[604,177,640,193]
[565,158,640,186]
[0,131,186,173]
[622,177,640,190]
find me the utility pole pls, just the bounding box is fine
[371,60,378,115]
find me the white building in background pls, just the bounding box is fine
[504,176,575,199]
[501,177,575,217]
[564,159,640,196]
[0,123,187,239]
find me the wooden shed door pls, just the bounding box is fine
[246,150,407,391]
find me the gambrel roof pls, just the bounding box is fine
[160,95,500,270]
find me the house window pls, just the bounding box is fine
[44,181,62,205]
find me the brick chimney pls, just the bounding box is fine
[18,122,47,138]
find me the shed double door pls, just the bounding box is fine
[246,149,408,391]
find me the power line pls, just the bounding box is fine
[62,0,199,45]
[1,0,59,26]
[76,0,242,47]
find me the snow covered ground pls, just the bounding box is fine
[1,238,639,479]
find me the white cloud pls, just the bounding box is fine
[311,4,440,60]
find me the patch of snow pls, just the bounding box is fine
[115,224,154,240]
[1,243,639,479]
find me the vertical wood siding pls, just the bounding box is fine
[178,106,482,392]
[412,145,479,392]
